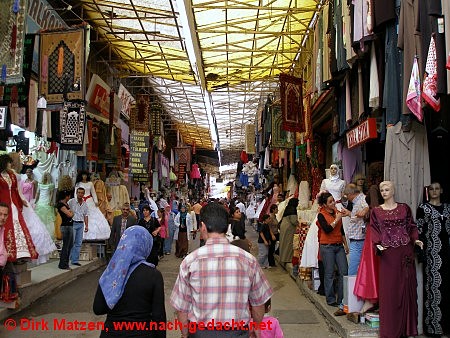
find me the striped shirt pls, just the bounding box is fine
[170,237,273,324]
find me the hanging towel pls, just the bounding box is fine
[406,57,422,121]
[422,37,441,111]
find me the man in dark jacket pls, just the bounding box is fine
[109,203,137,252]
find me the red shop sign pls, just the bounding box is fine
[346,118,377,149]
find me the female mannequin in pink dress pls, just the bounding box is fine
[21,168,38,203]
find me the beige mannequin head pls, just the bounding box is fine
[379,181,395,201]
[42,172,52,184]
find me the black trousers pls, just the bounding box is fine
[59,225,73,269]
[268,233,279,266]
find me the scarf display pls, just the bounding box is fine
[279,73,305,132]
[271,103,295,149]
[60,101,86,150]
[406,57,423,121]
[40,28,86,104]
[0,0,26,84]
[422,36,441,112]
[99,226,154,309]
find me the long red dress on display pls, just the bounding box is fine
[370,203,418,338]
[353,225,379,303]
[0,171,38,262]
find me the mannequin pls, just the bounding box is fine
[320,164,345,203]
[22,168,38,203]
[74,171,111,240]
[352,173,367,195]
[34,172,56,239]
[370,181,422,338]
[92,173,108,216]
[300,164,346,270]
[0,154,38,262]
[14,160,56,264]
[105,172,121,210]
[416,182,450,336]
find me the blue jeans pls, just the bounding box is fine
[70,221,84,264]
[319,244,348,305]
[164,226,177,254]
[58,226,73,268]
[348,239,365,275]
[257,243,269,267]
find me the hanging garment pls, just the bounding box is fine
[369,42,380,108]
[384,121,431,219]
[406,57,422,121]
[422,36,441,111]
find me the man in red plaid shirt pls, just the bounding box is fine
[171,202,273,338]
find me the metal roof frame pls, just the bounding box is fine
[50,0,321,165]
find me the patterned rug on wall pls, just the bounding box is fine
[40,28,86,103]
[271,103,295,149]
[0,0,27,84]
[279,73,305,132]
[60,101,86,150]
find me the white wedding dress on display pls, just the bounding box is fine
[74,181,111,240]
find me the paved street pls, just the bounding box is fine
[0,226,340,337]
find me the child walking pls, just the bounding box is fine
[258,214,274,269]
[261,298,284,338]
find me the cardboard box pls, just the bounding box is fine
[79,251,92,261]
[343,275,364,313]
[366,319,380,328]
[49,250,60,259]
[81,243,96,256]
[11,262,28,273]
[15,270,31,287]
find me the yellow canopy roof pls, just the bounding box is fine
[55,0,320,161]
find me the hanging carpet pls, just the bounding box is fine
[271,103,295,149]
[60,101,86,150]
[0,0,26,84]
[279,73,305,132]
[40,28,86,104]
[174,147,191,172]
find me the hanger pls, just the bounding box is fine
[431,120,448,135]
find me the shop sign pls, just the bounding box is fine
[118,84,135,120]
[0,107,7,129]
[346,118,377,149]
[130,130,149,182]
[27,0,67,31]
[86,74,121,122]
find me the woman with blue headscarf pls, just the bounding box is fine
[93,226,166,337]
